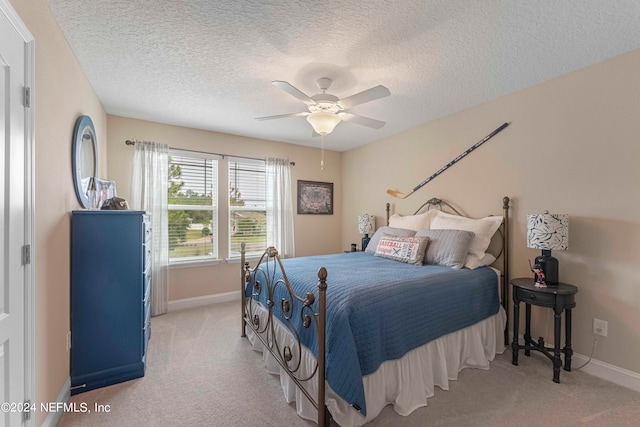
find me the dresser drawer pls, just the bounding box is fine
[144,248,152,274]
[143,303,151,356]
[143,218,152,272]
[143,276,151,306]
[516,288,556,307]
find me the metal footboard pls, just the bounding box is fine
[240,243,329,426]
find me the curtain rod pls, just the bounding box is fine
[124,140,295,166]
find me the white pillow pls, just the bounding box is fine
[465,253,497,269]
[430,211,503,269]
[388,209,439,231]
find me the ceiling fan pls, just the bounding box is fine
[256,78,391,136]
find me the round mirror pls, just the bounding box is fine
[72,115,98,208]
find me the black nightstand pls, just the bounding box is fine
[511,277,578,383]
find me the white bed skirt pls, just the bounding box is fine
[246,305,506,426]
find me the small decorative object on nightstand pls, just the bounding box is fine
[529,260,546,287]
[511,277,578,383]
[344,244,361,253]
[358,214,375,251]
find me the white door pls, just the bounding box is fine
[1,1,32,425]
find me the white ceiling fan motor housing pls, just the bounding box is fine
[309,78,341,113]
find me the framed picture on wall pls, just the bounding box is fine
[297,180,333,215]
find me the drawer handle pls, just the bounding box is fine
[528,293,536,299]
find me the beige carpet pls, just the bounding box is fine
[59,301,640,427]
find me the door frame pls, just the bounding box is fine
[1,0,35,424]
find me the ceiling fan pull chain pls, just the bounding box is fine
[320,135,325,170]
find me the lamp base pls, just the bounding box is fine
[535,250,559,286]
[362,234,371,251]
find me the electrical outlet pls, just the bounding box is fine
[593,318,608,337]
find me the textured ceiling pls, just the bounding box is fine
[48,0,640,152]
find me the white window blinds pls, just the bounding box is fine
[168,150,219,262]
[228,157,266,257]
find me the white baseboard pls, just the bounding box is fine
[572,353,640,393]
[41,377,70,427]
[168,290,240,311]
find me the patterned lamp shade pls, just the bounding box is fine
[358,214,375,235]
[527,212,569,250]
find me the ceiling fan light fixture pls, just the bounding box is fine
[306,111,341,136]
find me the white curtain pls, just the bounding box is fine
[266,157,295,258]
[131,141,169,316]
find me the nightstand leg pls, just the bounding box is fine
[553,307,562,383]
[564,308,573,371]
[524,303,532,356]
[512,301,519,366]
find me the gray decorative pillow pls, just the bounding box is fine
[374,235,429,265]
[415,229,475,268]
[365,226,416,252]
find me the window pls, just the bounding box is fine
[228,157,266,257]
[168,150,219,263]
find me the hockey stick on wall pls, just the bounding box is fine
[386,122,510,199]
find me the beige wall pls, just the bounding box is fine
[342,49,640,374]
[9,0,108,425]
[106,116,342,300]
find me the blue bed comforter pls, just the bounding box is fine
[246,251,499,416]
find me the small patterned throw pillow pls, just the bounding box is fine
[374,235,429,265]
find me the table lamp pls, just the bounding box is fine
[358,214,375,251]
[527,212,569,286]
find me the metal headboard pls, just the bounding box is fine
[385,198,463,224]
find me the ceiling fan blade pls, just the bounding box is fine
[341,112,386,129]
[338,85,390,109]
[255,112,309,121]
[272,81,316,104]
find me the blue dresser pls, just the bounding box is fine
[71,210,152,395]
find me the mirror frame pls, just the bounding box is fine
[72,115,98,208]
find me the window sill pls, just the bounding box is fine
[169,259,222,269]
[168,256,265,268]
[225,255,263,264]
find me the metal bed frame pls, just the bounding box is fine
[240,196,510,426]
